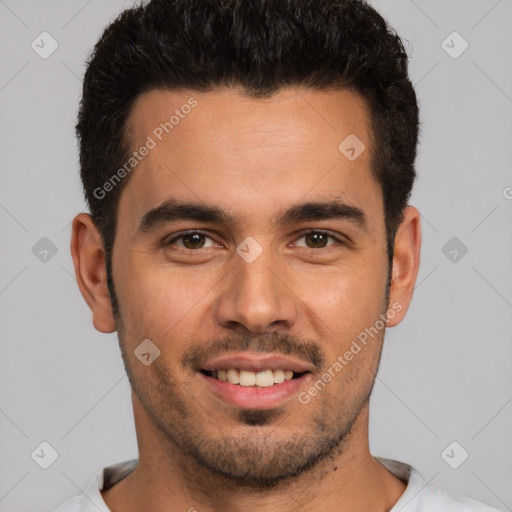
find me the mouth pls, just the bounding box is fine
[196,353,314,409]
[200,368,309,387]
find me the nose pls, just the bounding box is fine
[213,246,299,334]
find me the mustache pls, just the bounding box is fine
[181,331,325,371]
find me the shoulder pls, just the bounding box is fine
[417,483,506,512]
[52,459,138,512]
[374,457,506,512]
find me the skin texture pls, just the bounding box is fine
[71,86,421,512]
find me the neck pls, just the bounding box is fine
[102,398,406,512]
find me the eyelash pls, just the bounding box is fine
[164,229,345,253]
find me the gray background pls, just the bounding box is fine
[1,0,511,510]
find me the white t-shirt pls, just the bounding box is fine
[53,457,505,511]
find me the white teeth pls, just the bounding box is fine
[273,369,285,383]
[210,368,301,386]
[255,370,274,387]
[239,370,256,386]
[227,368,239,384]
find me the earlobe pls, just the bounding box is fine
[70,213,117,333]
[386,206,421,327]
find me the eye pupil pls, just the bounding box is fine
[183,233,205,249]
[306,232,328,248]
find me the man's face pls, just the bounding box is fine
[110,87,392,486]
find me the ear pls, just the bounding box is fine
[386,206,421,327]
[70,213,117,333]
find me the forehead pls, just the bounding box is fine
[126,86,371,156]
[118,86,381,233]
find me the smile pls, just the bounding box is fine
[201,368,308,387]
[199,369,311,409]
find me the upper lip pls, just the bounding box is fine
[200,352,315,373]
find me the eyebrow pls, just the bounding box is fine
[137,196,367,234]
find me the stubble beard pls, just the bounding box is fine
[108,262,389,489]
[116,319,380,490]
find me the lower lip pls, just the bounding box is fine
[200,372,311,409]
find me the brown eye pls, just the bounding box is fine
[295,230,340,250]
[166,231,216,250]
[180,232,206,249]
[304,231,330,248]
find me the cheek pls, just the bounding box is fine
[116,259,219,344]
[305,264,387,404]
[298,255,388,344]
